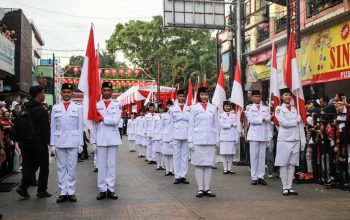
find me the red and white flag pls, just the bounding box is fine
[212,67,226,112]
[230,62,244,132]
[269,43,280,126]
[186,78,193,106]
[194,76,200,103]
[284,32,306,124]
[78,26,102,125]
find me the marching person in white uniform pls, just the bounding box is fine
[145,104,157,164]
[170,90,191,184]
[50,83,83,203]
[275,88,301,196]
[153,104,165,170]
[188,87,218,197]
[245,90,270,186]
[135,109,146,158]
[90,82,121,200]
[127,112,137,152]
[162,100,174,176]
[219,101,238,175]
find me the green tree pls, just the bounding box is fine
[106,16,217,93]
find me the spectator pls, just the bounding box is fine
[16,86,52,199]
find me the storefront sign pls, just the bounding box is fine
[0,34,15,75]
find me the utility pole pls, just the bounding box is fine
[236,0,242,65]
[52,53,56,104]
[157,59,161,105]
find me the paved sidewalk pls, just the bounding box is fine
[1,137,349,219]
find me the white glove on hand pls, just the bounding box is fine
[79,146,83,154]
[296,115,302,123]
[91,144,97,153]
[50,145,56,157]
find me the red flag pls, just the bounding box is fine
[186,78,193,106]
[78,26,102,122]
[284,32,306,124]
[230,62,244,132]
[270,43,280,126]
[212,68,226,112]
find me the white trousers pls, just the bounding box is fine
[195,166,212,191]
[56,148,78,196]
[146,138,155,161]
[163,155,173,173]
[97,146,118,192]
[249,141,267,180]
[93,150,98,169]
[222,155,233,171]
[279,165,295,190]
[155,152,164,168]
[173,140,189,179]
[129,140,135,151]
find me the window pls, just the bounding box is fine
[245,1,251,16]
[307,0,342,18]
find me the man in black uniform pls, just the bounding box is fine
[16,86,52,198]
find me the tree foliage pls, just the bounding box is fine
[106,16,217,92]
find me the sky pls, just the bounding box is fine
[1,0,164,65]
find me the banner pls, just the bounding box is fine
[297,21,350,85]
[0,34,15,75]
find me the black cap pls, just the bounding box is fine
[177,89,185,95]
[102,81,113,89]
[61,83,73,91]
[280,88,291,96]
[252,90,261,96]
[29,85,44,99]
[149,103,155,107]
[166,100,173,106]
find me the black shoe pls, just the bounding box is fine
[251,180,258,185]
[93,168,98,173]
[211,166,217,169]
[67,195,77,202]
[169,172,174,176]
[223,171,228,175]
[145,159,148,161]
[228,170,236,174]
[165,172,170,176]
[96,191,107,200]
[156,167,162,170]
[30,179,39,187]
[204,190,216,197]
[282,189,289,196]
[196,190,204,197]
[16,187,30,198]
[181,177,189,184]
[160,167,166,170]
[107,190,118,200]
[78,158,84,162]
[288,189,298,195]
[56,195,67,203]
[36,191,52,198]
[138,155,142,158]
[174,178,181,184]
[258,178,267,185]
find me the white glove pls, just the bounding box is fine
[50,145,56,156]
[79,146,83,154]
[296,115,302,123]
[91,144,97,153]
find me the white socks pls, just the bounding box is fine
[155,152,164,168]
[195,166,212,191]
[222,155,234,171]
[280,165,295,190]
[163,155,173,173]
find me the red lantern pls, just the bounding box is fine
[126,81,130,84]
[119,69,125,75]
[112,81,116,87]
[131,81,135,85]
[127,69,132,75]
[63,79,68,84]
[73,67,79,74]
[127,82,131,86]
[122,81,126,86]
[68,79,73,84]
[104,69,110,75]
[111,69,117,75]
[134,69,140,75]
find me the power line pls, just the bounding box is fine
[8,0,155,21]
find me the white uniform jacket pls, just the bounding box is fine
[162,112,173,143]
[144,113,156,138]
[218,112,238,142]
[152,113,163,141]
[275,103,300,142]
[245,103,271,142]
[136,116,144,136]
[127,119,137,140]
[188,103,219,145]
[90,100,122,146]
[169,104,190,140]
[50,101,83,148]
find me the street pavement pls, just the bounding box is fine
[1,137,350,220]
